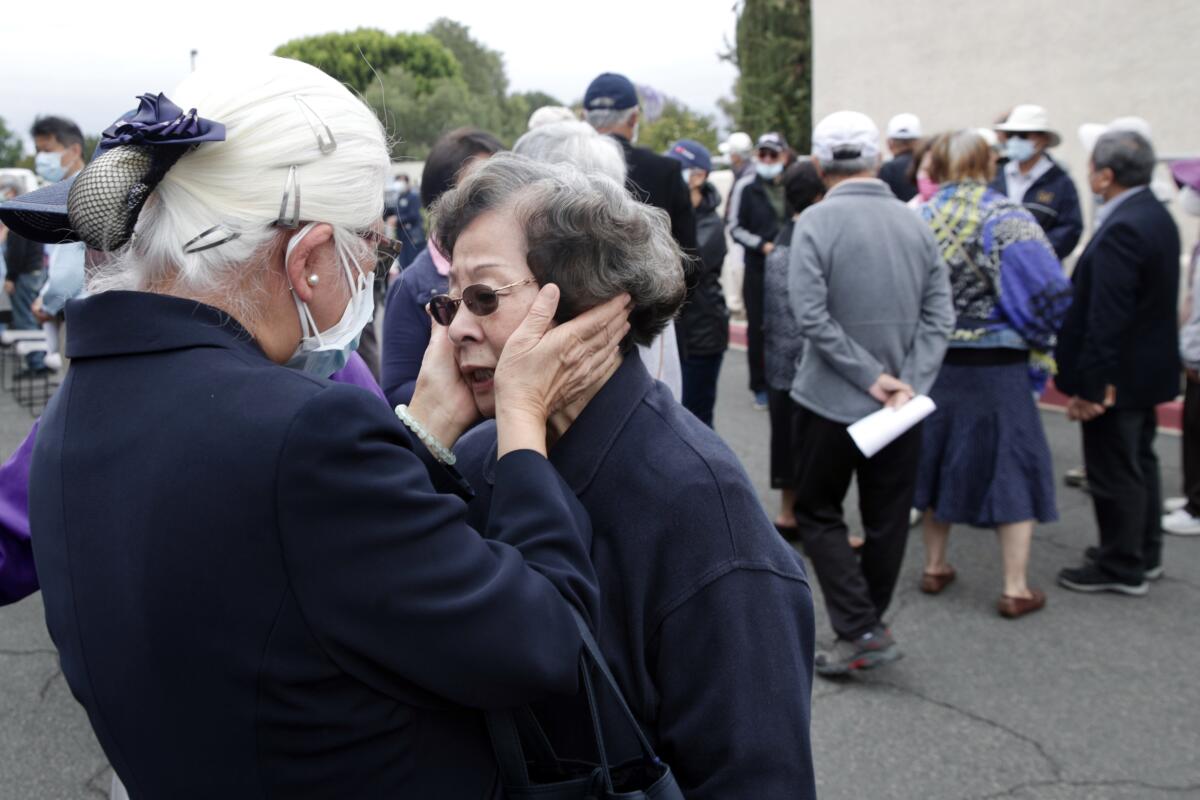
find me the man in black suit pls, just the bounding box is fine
[583,72,698,279]
[1055,130,1181,596]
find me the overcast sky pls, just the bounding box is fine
[3,0,740,150]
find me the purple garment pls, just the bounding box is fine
[0,353,386,606]
[0,420,38,604]
[330,351,388,405]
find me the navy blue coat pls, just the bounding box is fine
[30,291,598,799]
[456,356,817,799]
[1056,188,1181,407]
[989,157,1083,259]
[393,188,426,269]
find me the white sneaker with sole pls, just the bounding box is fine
[1162,508,1200,536]
[1164,496,1188,513]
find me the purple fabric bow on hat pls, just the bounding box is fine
[101,92,225,149]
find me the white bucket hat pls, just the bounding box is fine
[995,104,1061,147]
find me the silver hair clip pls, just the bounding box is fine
[277,165,301,228]
[294,95,337,155]
[183,225,241,254]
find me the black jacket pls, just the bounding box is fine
[732,175,785,272]
[1056,188,1181,407]
[31,291,599,799]
[989,157,1083,259]
[613,135,698,283]
[879,152,916,202]
[3,230,43,278]
[677,182,729,358]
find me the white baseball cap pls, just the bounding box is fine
[1078,116,1153,155]
[995,104,1061,147]
[812,111,880,163]
[886,113,922,140]
[718,131,753,156]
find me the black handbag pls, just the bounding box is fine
[486,609,685,799]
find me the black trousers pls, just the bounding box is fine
[742,259,766,394]
[1184,379,1200,515]
[767,387,798,489]
[791,404,922,640]
[1082,407,1163,583]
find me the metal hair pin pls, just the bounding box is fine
[294,95,337,155]
[182,225,241,254]
[277,165,301,228]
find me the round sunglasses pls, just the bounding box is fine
[429,278,536,326]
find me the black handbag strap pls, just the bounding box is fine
[485,607,664,789]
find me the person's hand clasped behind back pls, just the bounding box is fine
[870,372,915,410]
[409,283,630,458]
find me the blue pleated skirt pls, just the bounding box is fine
[913,360,1058,527]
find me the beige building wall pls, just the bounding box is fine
[812,0,1199,261]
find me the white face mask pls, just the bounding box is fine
[284,222,376,376]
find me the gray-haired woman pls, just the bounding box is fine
[443,153,817,799]
[513,120,684,400]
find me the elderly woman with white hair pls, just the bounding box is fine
[10,57,633,798]
[514,120,684,400]
[445,153,817,799]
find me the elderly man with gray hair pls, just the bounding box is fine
[1056,130,1181,596]
[788,110,953,676]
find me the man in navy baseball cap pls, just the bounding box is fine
[583,72,697,285]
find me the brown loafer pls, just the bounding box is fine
[920,567,956,594]
[997,588,1046,619]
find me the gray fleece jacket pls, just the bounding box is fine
[787,179,954,424]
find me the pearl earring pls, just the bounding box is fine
[306,274,320,287]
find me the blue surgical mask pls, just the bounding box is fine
[35,151,66,183]
[757,161,783,180]
[1004,137,1037,164]
[680,168,693,186]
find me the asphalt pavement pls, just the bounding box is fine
[1,354,1198,800]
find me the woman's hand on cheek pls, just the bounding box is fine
[494,285,631,423]
[408,320,480,449]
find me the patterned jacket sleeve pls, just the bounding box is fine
[994,214,1074,352]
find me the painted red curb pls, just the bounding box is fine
[728,321,1184,432]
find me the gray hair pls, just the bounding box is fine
[819,153,880,178]
[432,152,684,346]
[1093,130,1155,188]
[584,106,637,133]
[513,121,627,184]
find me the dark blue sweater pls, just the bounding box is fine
[456,355,817,799]
[381,248,446,407]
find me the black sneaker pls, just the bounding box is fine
[1057,564,1148,596]
[815,626,902,677]
[1084,547,1162,581]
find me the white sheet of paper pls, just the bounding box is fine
[847,395,937,458]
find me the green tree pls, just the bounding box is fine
[274,28,460,94]
[426,19,507,101]
[727,0,811,153]
[637,98,720,156]
[365,67,477,161]
[0,116,24,168]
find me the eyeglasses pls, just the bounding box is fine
[429,279,536,326]
[361,229,405,264]
[757,149,781,161]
